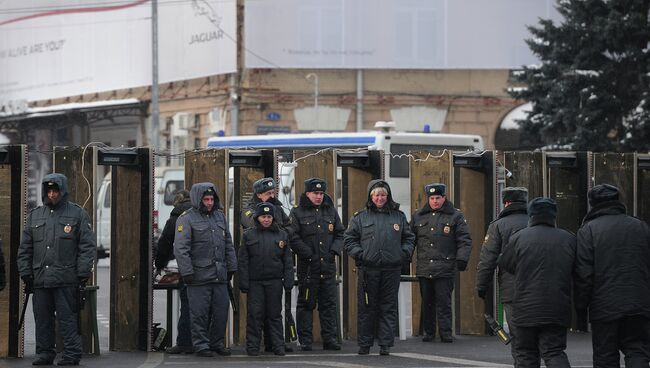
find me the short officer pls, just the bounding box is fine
[240,177,291,352]
[476,187,528,364]
[17,173,96,366]
[411,183,472,343]
[500,197,576,368]
[288,178,345,351]
[575,184,650,367]
[154,190,193,354]
[174,183,237,357]
[344,179,414,356]
[238,202,294,356]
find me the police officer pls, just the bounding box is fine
[240,177,291,352]
[499,198,576,368]
[575,184,650,367]
[288,178,345,351]
[344,179,414,356]
[411,183,472,343]
[476,187,528,363]
[17,173,96,366]
[154,190,193,354]
[174,183,237,357]
[238,202,294,356]
[242,177,290,229]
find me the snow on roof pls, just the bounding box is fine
[500,102,532,130]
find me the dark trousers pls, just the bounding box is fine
[296,276,338,346]
[357,268,401,348]
[514,324,570,368]
[419,277,454,338]
[503,303,517,367]
[176,284,192,348]
[33,287,81,362]
[591,315,650,368]
[187,283,229,352]
[246,279,284,354]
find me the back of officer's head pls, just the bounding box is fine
[527,197,557,223]
[588,184,619,206]
[173,190,191,206]
[502,187,528,204]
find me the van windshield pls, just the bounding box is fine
[163,180,184,205]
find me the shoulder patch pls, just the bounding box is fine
[245,210,252,217]
[177,224,183,232]
[293,204,299,208]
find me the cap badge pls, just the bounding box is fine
[430,188,435,193]
[316,183,322,188]
[264,207,270,212]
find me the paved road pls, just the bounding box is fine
[6,259,601,368]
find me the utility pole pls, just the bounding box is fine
[151,0,160,152]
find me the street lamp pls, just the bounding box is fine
[305,73,319,128]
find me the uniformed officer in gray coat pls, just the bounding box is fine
[17,173,96,366]
[174,182,237,357]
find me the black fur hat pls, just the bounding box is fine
[253,177,275,194]
[588,184,619,206]
[424,183,446,197]
[502,187,528,204]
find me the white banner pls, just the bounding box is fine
[245,0,559,69]
[0,0,237,102]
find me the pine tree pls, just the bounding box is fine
[509,0,650,151]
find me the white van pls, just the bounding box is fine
[95,167,184,258]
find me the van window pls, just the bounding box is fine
[389,144,472,178]
[103,183,111,208]
[164,180,184,205]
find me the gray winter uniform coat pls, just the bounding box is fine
[411,200,472,279]
[17,173,96,288]
[174,182,237,284]
[344,180,415,270]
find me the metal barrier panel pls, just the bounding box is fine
[184,149,228,214]
[504,151,545,198]
[109,148,153,351]
[409,150,452,337]
[0,145,27,357]
[637,154,650,224]
[592,153,635,214]
[453,152,495,335]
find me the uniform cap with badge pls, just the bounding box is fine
[253,177,275,194]
[46,181,60,191]
[255,202,275,218]
[304,177,327,193]
[425,183,446,197]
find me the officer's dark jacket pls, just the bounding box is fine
[344,180,415,270]
[155,199,192,271]
[475,202,528,302]
[575,200,650,322]
[174,182,237,284]
[238,221,294,291]
[411,199,472,279]
[17,173,96,288]
[241,196,290,230]
[288,193,345,280]
[499,210,576,327]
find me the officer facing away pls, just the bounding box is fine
[174,183,237,357]
[575,184,650,367]
[238,202,294,356]
[476,186,528,364]
[411,183,472,343]
[17,173,96,366]
[500,198,576,368]
[288,178,345,351]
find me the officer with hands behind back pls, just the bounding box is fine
[288,178,345,351]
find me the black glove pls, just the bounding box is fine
[240,288,248,294]
[21,275,34,294]
[456,260,468,271]
[477,288,487,300]
[183,275,194,285]
[227,271,235,281]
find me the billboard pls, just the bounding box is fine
[0,0,237,102]
[244,0,560,69]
